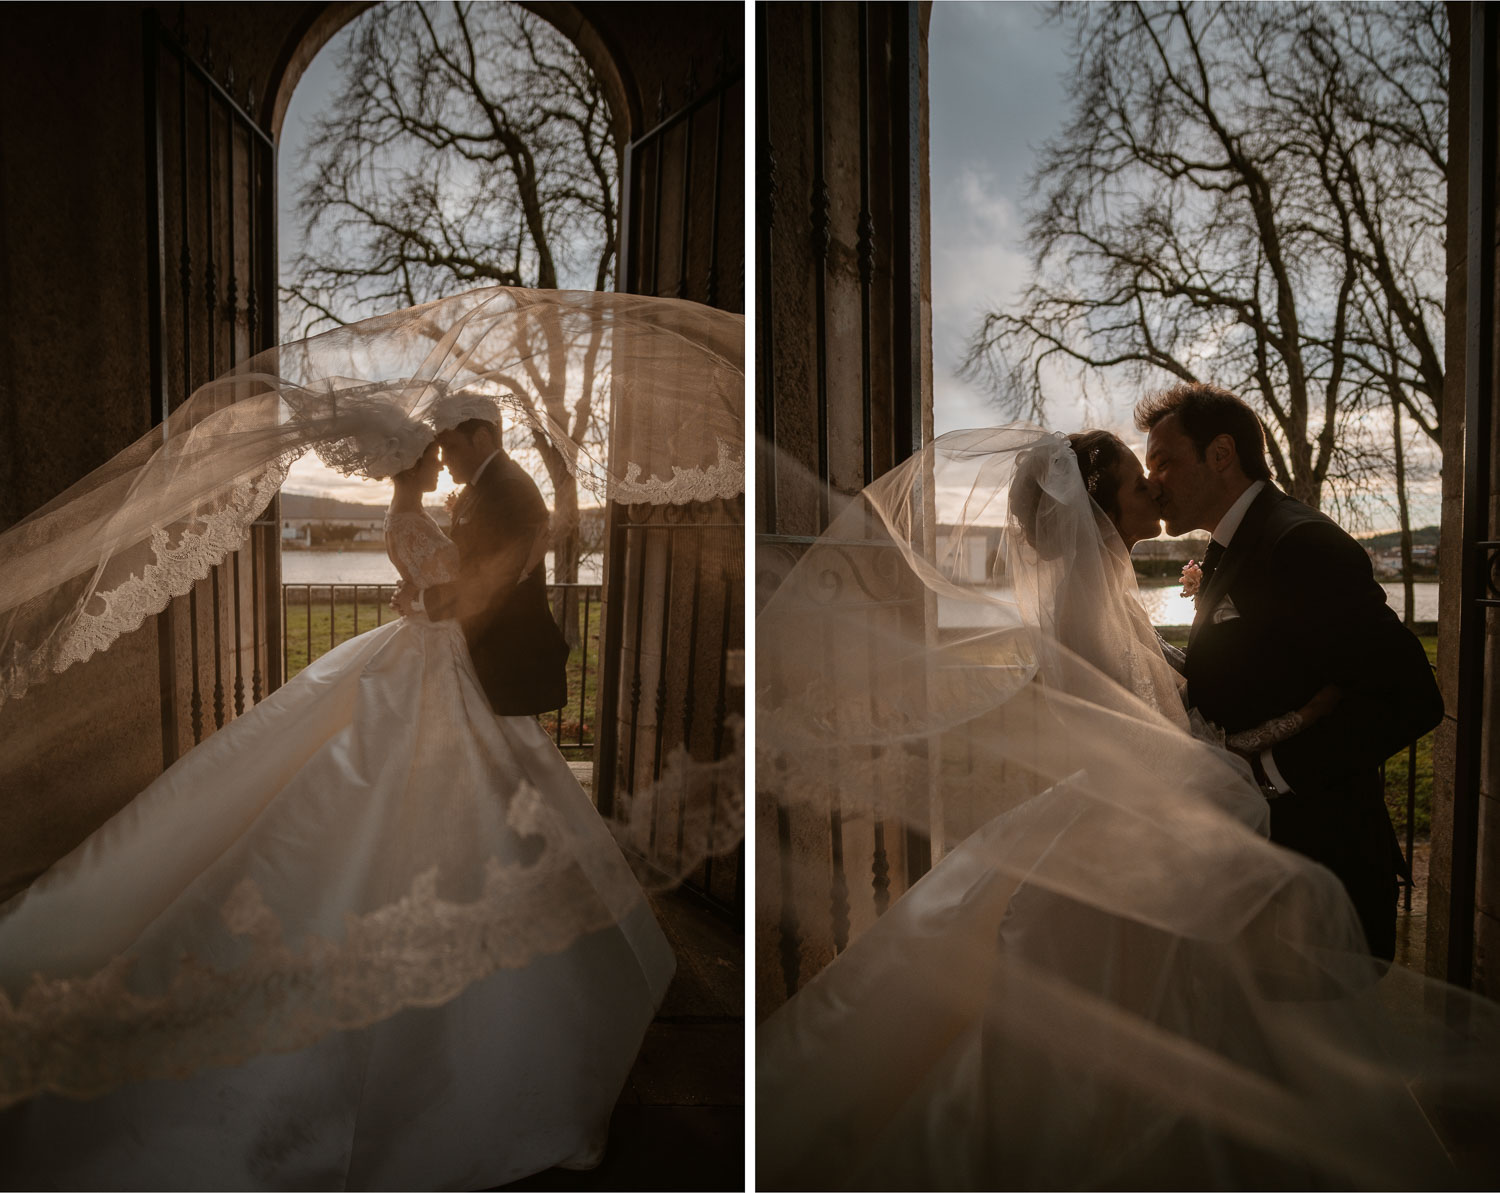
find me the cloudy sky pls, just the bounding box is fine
[925,1,1438,534]
[928,2,1076,437]
[277,22,428,506]
[275,1,1436,532]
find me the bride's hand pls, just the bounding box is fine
[1224,685,1342,754]
[391,582,415,616]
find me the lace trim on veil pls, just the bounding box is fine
[611,439,743,505]
[0,720,744,1109]
[1,458,295,708]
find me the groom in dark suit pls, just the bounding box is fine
[1138,383,1442,960]
[396,416,568,716]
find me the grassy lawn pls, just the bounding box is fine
[283,587,602,758]
[1158,628,1435,840]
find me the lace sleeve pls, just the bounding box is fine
[385,513,461,589]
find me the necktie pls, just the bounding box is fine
[1199,539,1226,592]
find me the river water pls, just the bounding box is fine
[939,580,1439,630]
[1133,580,1438,627]
[280,550,603,586]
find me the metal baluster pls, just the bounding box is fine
[703,558,733,901]
[758,3,779,532]
[827,554,851,941]
[578,587,593,753]
[810,6,831,528]
[180,54,203,745]
[1405,739,1418,913]
[626,521,649,806]
[830,803,852,950]
[704,37,729,306]
[871,821,891,917]
[649,526,677,852]
[649,87,667,296]
[857,2,876,485]
[674,533,704,872]
[675,62,696,299]
[204,82,225,731]
[144,17,180,766]
[227,115,245,717]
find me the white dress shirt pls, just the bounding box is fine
[1209,479,1265,549]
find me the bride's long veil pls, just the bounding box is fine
[756,426,1500,1189]
[0,287,744,1109]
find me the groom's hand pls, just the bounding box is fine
[391,582,416,616]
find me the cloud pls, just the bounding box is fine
[281,454,460,505]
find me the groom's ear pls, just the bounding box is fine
[1207,433,1237,474]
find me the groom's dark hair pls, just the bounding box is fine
[452,417,501,443]
[1134,383,1272,481]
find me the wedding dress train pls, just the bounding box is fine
[0,509,674,1190]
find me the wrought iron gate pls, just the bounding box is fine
[144,13,281,766]
[596,49,747,917]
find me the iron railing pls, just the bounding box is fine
[145,12,279,764]
[280,582,603,761]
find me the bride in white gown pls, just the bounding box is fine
[757,426,1500,1190]
[0,288,744,1190]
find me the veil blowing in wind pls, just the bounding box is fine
[0,287,744,1139]
[756,425,1500,1190]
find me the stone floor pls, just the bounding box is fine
[495,887,745,1192]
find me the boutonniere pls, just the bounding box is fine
[447,487,477,524]
[443,489,461,520]
[1180,559,1203,598]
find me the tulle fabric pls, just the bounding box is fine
[756,426,1500,1188]
[0,286,743,710]
[0,613,673,1187]
[0,288,743,1130]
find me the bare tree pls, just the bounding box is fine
[967,1,1446,515]
[284,1,620,639]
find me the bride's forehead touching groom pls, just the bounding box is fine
[1135,382,1442,961]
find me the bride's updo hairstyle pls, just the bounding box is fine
[1010,430,1128,555]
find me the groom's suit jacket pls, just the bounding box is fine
[424,452,569,716]
[1184,485,1441,959]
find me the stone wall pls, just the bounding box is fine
[755,1,935,1018]
[1431,3,1500,997]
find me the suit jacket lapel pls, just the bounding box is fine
[1188,485,1282,649]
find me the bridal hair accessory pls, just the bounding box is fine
[297,396,434,480]
[427,389,503,433]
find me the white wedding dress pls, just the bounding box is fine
[0,509,674,1190]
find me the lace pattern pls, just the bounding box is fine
[0,457,294,709]
[610,439,744,505]
[0,719,744,1108]
[0,781,639,1108]
[384,512,461,588]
